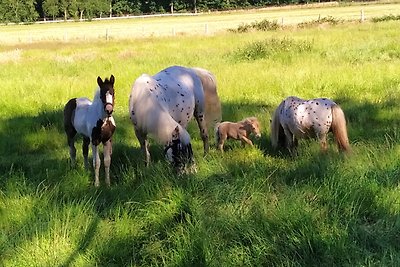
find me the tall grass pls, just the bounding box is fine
[1,19,400,266]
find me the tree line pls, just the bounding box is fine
[0,0,360,23]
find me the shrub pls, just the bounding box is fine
[228,19,281,33]
[298,16,342,28]
[371,14,400,22]
[232,37,313,61]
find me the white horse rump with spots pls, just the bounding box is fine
[64,75,116,186]
[270,96,350,154]
[129,65,221,173]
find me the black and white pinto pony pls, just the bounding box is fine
[270,96,350,154]
[64,75,116,186]
[129,65,221,173]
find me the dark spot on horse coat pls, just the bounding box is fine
[91,119,116,146]
[64,98,77,138]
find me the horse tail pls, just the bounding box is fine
[192,67,222,130]
[214,122,221,145]
[63,98,77,137]
[270,102,285,149]
[331,104,351,153]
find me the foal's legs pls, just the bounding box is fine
[217,133,227,152]
[82,136,90,169]
[92,144,101,187]
[103,139,112,187]
[239,135,254,147]
[135,129,150,166]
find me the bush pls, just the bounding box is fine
[297,15,342,28]
[232,37,313,61]
[371,14,400,23]
[228,19,281,33]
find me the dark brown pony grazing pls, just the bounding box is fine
[215,117,261,151]
[63,75,116,187]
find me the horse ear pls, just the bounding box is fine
[172,126,180,140]
[110,75,115,85]
[97,76,103,87]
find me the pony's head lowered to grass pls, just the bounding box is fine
[164,126,196,174]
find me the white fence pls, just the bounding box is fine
[1,4,398,44]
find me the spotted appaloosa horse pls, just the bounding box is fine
[270,96,350,154]
[215,117,261,152]
[129,65,221,173]
[63,75,116,186]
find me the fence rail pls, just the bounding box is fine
[1,3,399,44]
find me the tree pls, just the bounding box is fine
[43,0,59,20]
[59,0,69,20]
[0,0,39,23]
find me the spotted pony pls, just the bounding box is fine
[63,75,116,186]
[129,65,221,173]
[270,96,350,154]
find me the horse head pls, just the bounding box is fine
[246,117,261,138]
[164,126,196,174]
[97,75,115,117]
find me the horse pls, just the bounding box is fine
[63,75,116,187]
[270,96,350,154]
[215,117,261,152]
[129,65,221,173]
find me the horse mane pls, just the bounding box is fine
[93,87,101,100]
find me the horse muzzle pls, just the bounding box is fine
[105,103,113,116]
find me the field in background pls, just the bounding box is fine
[1,3,400,266]
[1,2,400,44]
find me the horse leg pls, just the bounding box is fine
[135,129,150,166]
[240,135,253,147]
[82,136,90,169]
[319,134,328,152]
[103,139,112,187]
[283,127,296,155]
[67,135,76,166]
[217,135,226,152]
[92,144,101,187]
[195,113,209,155]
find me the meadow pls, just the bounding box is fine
[1,4,400,266]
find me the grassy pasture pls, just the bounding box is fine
[1,2,400,44]
[1,4,400,267]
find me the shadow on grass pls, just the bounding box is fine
[1,96,400,266]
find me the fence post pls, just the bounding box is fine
[172,27,176,36]
[360,9,365,22]
[205,23,208,34]
[106,28,109,40]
